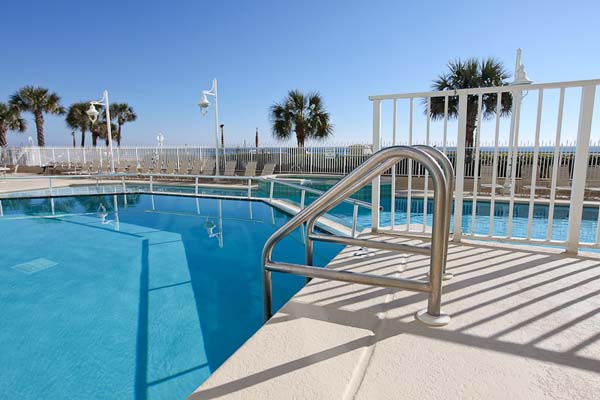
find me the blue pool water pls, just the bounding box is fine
[263,181,600,244]
[0,194,342,399]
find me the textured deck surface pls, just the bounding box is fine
[190,236,600,399]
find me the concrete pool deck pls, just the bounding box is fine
[190,235,600,399]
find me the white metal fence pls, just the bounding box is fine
[370,78,600,253]
[0,145,376,175]
[6,142,600,180]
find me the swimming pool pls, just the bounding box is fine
[0,194,342,399]
[260,181,600,244]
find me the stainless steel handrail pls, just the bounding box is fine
[262,146,452,327]
[413,145,455,280]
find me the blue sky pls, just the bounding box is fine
[1,0,599,147]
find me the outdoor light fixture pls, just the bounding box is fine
[198,94,210,115]
[86,104,99,124]
[88,90,115,173]
[156,132,165,147]
[198,79,221,175]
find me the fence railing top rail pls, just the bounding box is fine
[368,78,600,101]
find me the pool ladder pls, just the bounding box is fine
[261,145,454,326]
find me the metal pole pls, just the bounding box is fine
[352,203,359,238]
[104,90,115,173]
[213,79,221,175]
[371,99,381,231]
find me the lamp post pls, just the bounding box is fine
[87,90,114,173]
[504,48,533,192]
[156,132,165,147]
[198,79,220,175]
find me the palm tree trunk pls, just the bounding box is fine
[296,126,305,147]
[81,129,85,147]
[117,124,122,147]
[34,111,45,147]
[92,128,98,147]
[0,126,7,147]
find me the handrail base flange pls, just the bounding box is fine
[415,309,451,327]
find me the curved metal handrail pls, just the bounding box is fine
[262,145,451,326]
[413,145,455,279]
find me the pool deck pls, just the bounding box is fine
[189,236,600,399]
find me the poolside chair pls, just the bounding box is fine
[244,161,257,177]
[554,166,573,194]
[202,159,216,175]
[478,165,503,194]
[116,163,130,174]
[164,160,179,175]
[181,160,193,174]
[188,160,202,175]
[143,160,155,174]
[585,166,600,198]
[260,163,276,176]
[521,164,550,195]
[223,160,237,176]
[90,161,101,174]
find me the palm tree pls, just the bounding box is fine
[270,90,333,147]
[109,103,137,146]
[0,102,27,147]
[10,86,65,147]
[429,58,512,149]
[66,102,91,147]
[96,118,118,147]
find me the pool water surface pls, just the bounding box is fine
[0,194,342,399]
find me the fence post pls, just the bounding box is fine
[371,99,381,231]
[453,93,468,242]
[566,86,596,254]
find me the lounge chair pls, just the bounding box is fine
[202,159,216,175]
[224,160,237,176]
[554,166,573,194]
[521,164,550,195]
[181,160,192,174]
[188,161,203,175]
[478,165,503,194]
[585,166,600,198]
[244,161,257,177]
[164,161,179,175]
[139,159,153,174]
[116,163,130,174]
[260,163,276,176]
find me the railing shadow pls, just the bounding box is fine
[190,238,600,399]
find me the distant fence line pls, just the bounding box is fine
[1,143,598,179]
